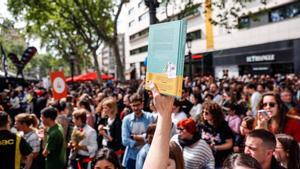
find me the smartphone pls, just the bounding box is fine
[258,110,268,117]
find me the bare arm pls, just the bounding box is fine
[143,83,174,169]
[215,138,233,151]
[25,153,33,169]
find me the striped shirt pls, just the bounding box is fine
[171,135,215,169]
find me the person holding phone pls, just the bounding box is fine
[255,92,300,142]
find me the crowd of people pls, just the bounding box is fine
[1,73,300,169]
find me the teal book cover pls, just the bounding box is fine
[146,20,187,97]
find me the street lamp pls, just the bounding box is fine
[186,34,192,79]
[69,53,76,84]
[145,0,160,24]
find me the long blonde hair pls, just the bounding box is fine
[102,98,118,116]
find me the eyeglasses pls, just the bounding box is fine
[262,102,277,108]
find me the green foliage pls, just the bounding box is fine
[160,0,269,31]
[7,0,126,81]
[0,18,27,73]
[23,53,67,77]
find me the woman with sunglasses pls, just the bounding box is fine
[198,101,234,168]
[255,92,300,142]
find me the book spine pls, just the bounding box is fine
[177,20,187,97]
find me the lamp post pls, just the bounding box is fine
[186,34,192,79]
[69,53,75,84]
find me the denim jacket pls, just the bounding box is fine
[121,111,154,167]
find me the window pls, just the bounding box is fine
[238,16,250,28]
[286,2,300,17]
[130,45,148,55]
[238,1,300,29]
[128,7,134,15]
[130,28,149,41]
[129,20,134,27]
[187,30,202,40]
[139,28,148,36]
[138,1,143,8]
[269,1,300,22]
[270,8,286,22]
[138,12,148,22]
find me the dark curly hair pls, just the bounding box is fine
[201,101,225,129]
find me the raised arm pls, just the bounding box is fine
[143,83,174,169]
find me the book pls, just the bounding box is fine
[145,20,187,97]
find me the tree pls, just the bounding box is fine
[7,0,127,83]
[151,0,269,30]
[0,18,27,75]
[24,53,68,79]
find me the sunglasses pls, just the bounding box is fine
[262,102,277,108]
[202,111,209,115]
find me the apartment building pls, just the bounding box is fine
[123,0,300,79]
[98,34,125,77]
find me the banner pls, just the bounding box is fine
[20,47,37,66]
[205,0,214,49]
[8,53,22,69]
[50,71,67,100]
[8,46,37,70]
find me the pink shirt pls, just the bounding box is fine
[225,115,241,134]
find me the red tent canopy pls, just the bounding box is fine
[65,72,113,82]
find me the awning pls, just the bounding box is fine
[65,72,113,82]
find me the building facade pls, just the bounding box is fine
[123,0,300,79]
[98,34,125,77]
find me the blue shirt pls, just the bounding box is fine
[121,111,154,167]
[135,143,150,169]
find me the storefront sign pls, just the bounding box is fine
[246,54,275,63]
[253,67,269,71]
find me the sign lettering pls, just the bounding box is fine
[246,54,275,63]
[0,139,14,145]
